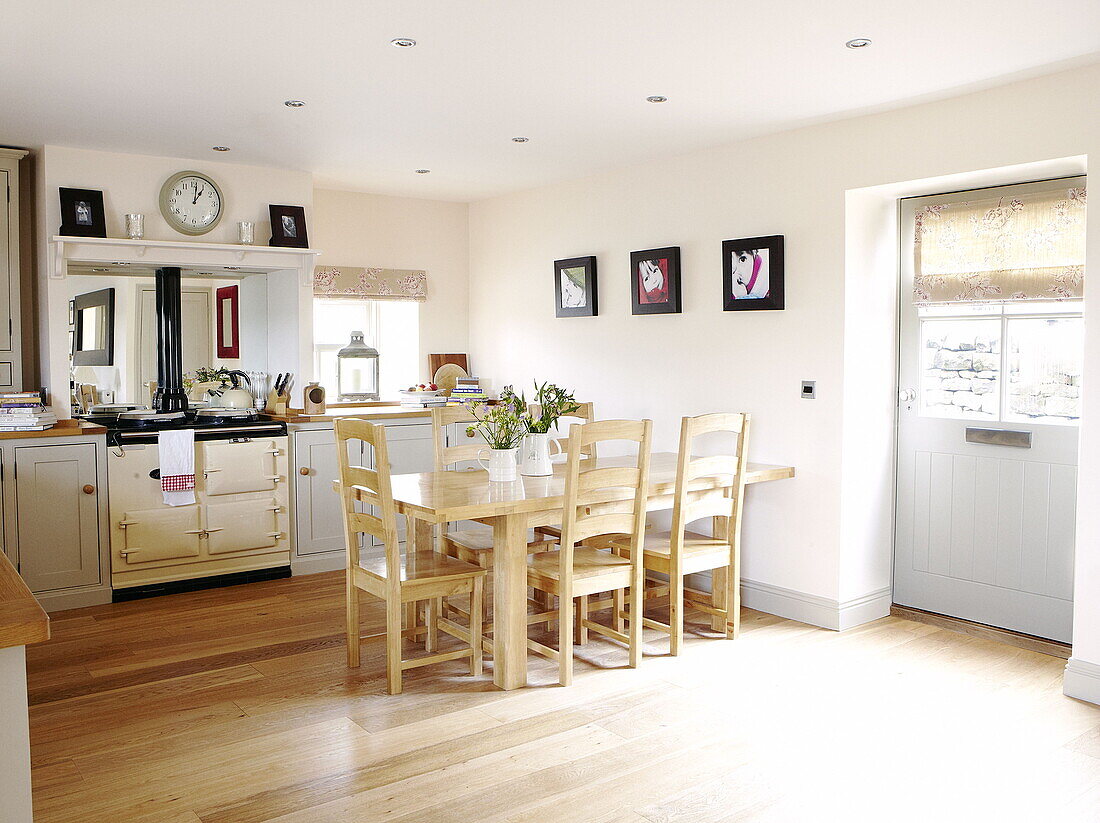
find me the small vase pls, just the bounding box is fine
[478,447,519,482]
[519,432,562,476]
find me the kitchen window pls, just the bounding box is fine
[313,298,419,399]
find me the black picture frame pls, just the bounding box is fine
[630,246,681,315]
[722,235,784,311]
[58,188,106,238]
[72,288,115,367]
[554,256,598,317]
[269,204,309,248]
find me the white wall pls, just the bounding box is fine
[469,62,1100,683]
[36,145,314,412]
[311,189,469,380]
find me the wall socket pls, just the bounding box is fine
[801,380,816,399]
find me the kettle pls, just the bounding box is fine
[219,371,255,409]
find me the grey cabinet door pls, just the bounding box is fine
[15,443,100,592]
[293,429,364,556]
[373,423,434,547]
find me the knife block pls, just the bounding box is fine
[266,390,288,416]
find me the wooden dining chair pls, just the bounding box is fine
[337,417,485,695]
[527,418,652,686]
[610,412,751,655]
[530,401,595,544]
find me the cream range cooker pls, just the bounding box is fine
[91,408,291,597]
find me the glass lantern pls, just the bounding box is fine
[336,331,380,401]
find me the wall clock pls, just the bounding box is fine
[159,170,224,235]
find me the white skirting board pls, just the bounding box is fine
[685,573,892,632]
[1063,658,1100,706]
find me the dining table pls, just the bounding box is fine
[378,452,795,690]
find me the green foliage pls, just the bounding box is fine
[464,402,527,450]
[500,381,580,434]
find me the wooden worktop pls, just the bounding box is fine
[0,420,106,441]
[265,403,433,423]
[0,550,49,649]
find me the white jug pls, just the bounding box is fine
[478,447,519,482]
[518,432,562,477]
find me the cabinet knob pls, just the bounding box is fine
[299,467,311,476]
[82,484,95,495]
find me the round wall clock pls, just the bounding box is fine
[159,171,224,235]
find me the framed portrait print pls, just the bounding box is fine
[269,204,309,248]
[59,187,107,237]
[216,284,240,358]
[554,256,598,317]
[723,235,784,311]
[630,246,681,315]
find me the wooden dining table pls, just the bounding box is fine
[384,453,795,690]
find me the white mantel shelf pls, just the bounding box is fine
[51,236,321,284]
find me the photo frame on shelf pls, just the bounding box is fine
[722,234,784,311]
[630,246,681,315]
[268,204,309,248]
[554,256,598,317]
[216,284,240,358]
[58,187,107,237]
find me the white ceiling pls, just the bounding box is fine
[2,1,1098,201]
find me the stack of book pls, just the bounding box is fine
[447,378,489,406]
[0,391,56,432]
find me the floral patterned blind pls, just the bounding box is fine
[914,185,1086,304]
[313,266,427,302]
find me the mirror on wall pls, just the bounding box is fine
[72,288,115,366]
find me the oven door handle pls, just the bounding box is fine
[204,527,225,533]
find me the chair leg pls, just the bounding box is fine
[628,583,642,669]
[726,562,740,640]
[576,594,589,645]
[559,594,574,686]
[346,572,360,668]
[613,588,625,634]
[669,572,684,656]
[426,598,440,652]
[470,576,484,676]
[386,595,403,695]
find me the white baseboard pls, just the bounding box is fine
[1063,657,1100,706]
[685,573,892,632]
[291,552,347,576]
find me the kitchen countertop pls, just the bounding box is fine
[0,549,49,649]
[0,420,107,440]
[264,404,434,423]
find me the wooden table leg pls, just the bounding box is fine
[492,513,528,690]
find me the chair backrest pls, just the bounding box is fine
[530,401,597,459]
[669,413,752,561]
[430,405,484,470]
[335,418,400,583]
[558,418,652,580]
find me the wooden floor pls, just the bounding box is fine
[25,571,1100,823]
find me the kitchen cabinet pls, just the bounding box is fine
[0,149,27,392]
[290,419,433,573]
[2,439,108,606]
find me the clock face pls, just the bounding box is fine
[160,172,223,235]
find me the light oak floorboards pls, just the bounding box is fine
[25,571,1100,823]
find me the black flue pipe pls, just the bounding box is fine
[153,266,189,413]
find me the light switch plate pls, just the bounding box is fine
[801,380,816,399]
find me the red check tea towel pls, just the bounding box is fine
[159,429,196,506]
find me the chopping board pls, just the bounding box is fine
[428,353,468,375]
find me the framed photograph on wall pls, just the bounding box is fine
[58,187,107,237]
[723,234,784,311]
[630,246,681,314]
[554,256,598,317]
[216,284,240,358]
[269,204,309,248]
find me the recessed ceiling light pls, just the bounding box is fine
[845,38,872,49]
[511,137,529,143]
[212,146,230,152]
[414,169,431,174]
[284,99,306,108]
[391,37,417,48]
[646,95,668,103]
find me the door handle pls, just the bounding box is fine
[82,484,95,495]
[899,388,916,403]
[299,467,311,476]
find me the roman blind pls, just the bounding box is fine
[913,185,1086,304]
[313,266,427,302]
